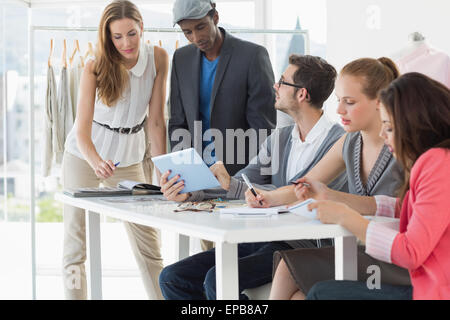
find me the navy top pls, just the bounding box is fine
[199,54,220,166]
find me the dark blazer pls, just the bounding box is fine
[168,27,276,175]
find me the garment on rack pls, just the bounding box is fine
[69,55,84,121]
[56,66,74,164]
[42,65,59,177]
[394,42,450,88]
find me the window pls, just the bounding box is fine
[0,1,33,299]
[271,0,327,78]
[1,0,287,300]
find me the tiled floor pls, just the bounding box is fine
[0,222,199,300]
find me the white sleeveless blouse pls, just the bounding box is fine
[65,44,156,167]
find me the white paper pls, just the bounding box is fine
[219,205,289,216]
[117,180,141,190]
[288,198,317,219]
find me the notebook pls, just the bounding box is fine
[63,180,162,198]
[219,206,290,216]
[219,199,316,217]
[287,198,317,219]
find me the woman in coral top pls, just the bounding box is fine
[302,72,450,300]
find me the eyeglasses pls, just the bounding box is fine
[277,77,304,89]
[174,201,216,213]
[277,77,310,100]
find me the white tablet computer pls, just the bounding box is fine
[152,148,220,193]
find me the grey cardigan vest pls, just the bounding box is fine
[343,131,403,197]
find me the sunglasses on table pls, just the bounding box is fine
[174,201,216,213]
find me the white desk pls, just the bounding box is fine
[55,193,394,300]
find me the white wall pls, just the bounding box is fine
[326,0,450,71]
[321,0,450,122]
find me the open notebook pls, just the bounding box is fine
[219,206,290,215]
[64,180,162,198]
[219,198,316,217]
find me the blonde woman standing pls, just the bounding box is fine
[62,0,168,299]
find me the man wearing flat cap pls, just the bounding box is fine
[159,0,276,300]
[167,0,276,177]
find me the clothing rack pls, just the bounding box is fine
[28,24,310,299]
[32,25,310,35]
[40,26,310,66]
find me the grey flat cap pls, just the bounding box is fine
[173,0,215,26]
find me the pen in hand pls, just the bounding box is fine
[241,173,263,206]
[114,162,120,167]
[292,181,310,188]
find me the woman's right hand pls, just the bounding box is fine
[160,170,189,202]
[93,159,116,180]
[293,177,329,201]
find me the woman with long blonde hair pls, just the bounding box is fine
[62,0,168,299]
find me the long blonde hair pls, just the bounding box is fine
[95,0,143,107]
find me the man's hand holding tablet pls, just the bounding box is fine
[153,148,221,201]
[159,170,190,202]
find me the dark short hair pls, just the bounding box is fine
[288,55,337,109]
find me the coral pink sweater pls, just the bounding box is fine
[366,148,450,300]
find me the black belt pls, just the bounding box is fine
[93,116,147,134]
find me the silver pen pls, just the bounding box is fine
[241,173,263,206]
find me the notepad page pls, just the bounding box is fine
[288,198,317,219]
[219,206,289,215]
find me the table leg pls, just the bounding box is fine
[215,242,239,300]
[334,236,358,281]
[85,210,103,300]
[175,233,190,261]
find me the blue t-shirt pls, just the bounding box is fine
[199,54,220,166]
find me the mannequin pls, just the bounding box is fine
[409,31,425,42]
[391,31,450,88]
[391,32,427,61]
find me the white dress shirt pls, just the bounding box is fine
[65,44,156,167]
[285,113,335,182]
